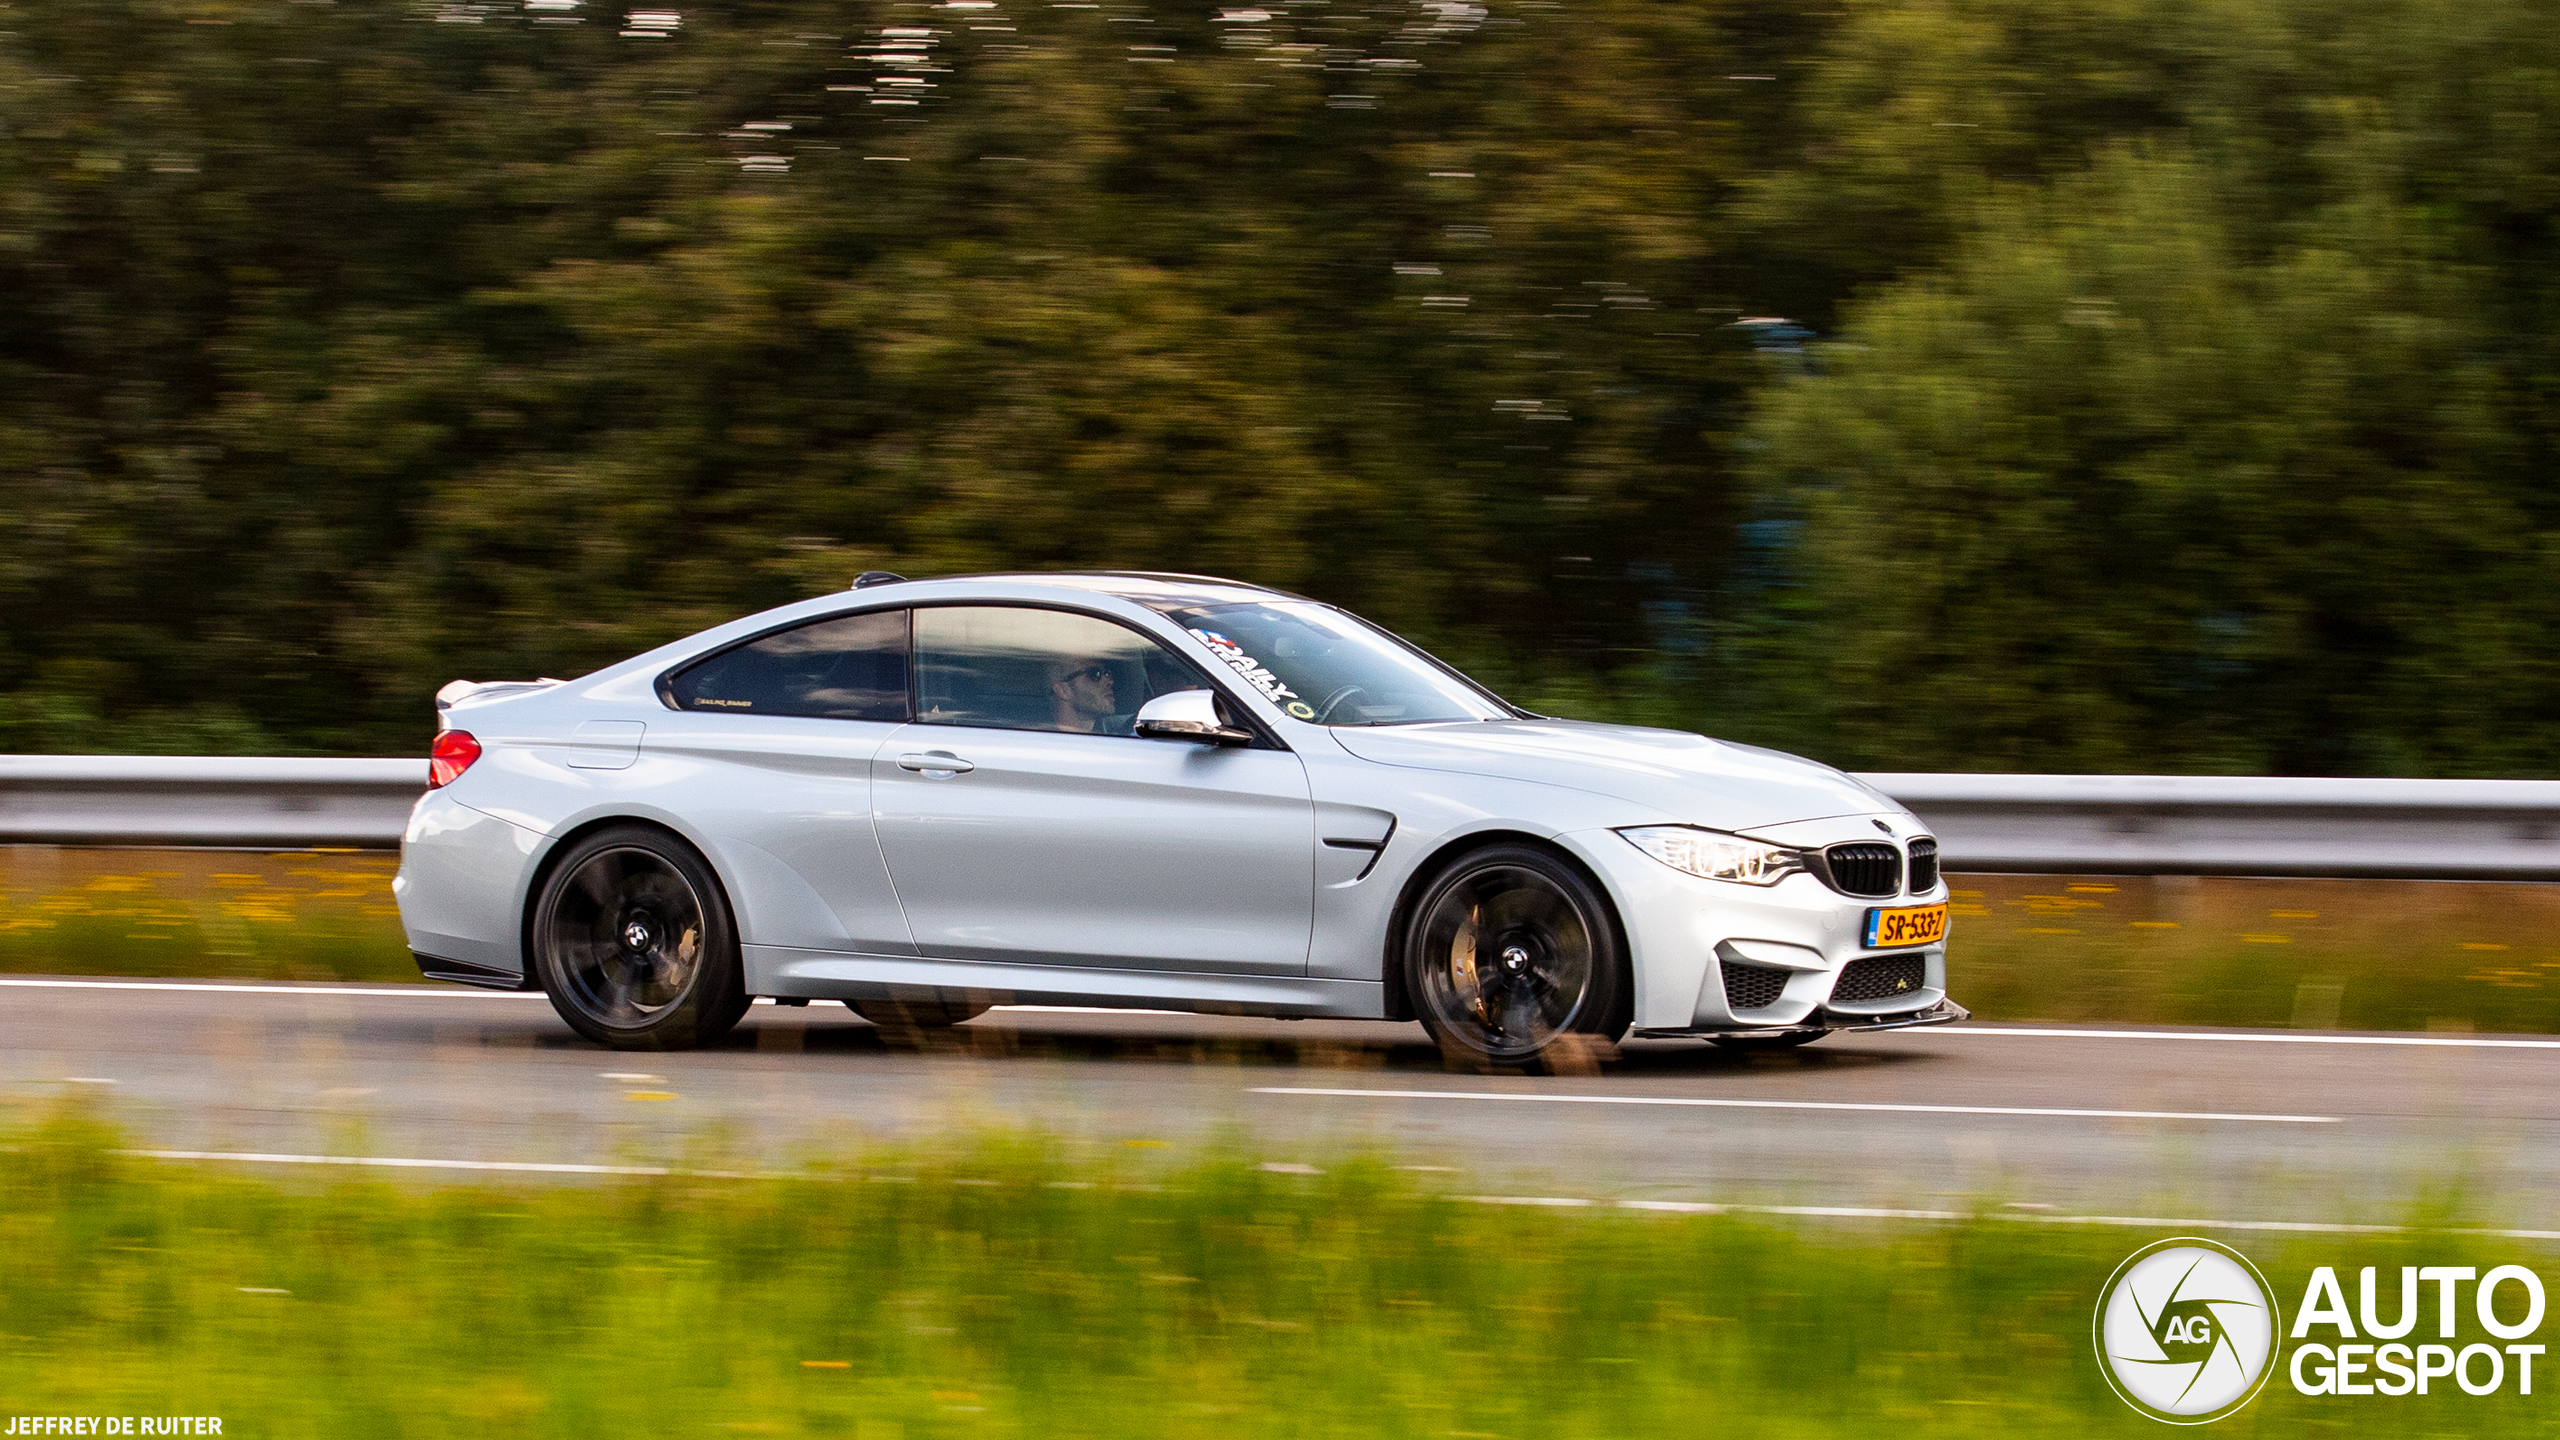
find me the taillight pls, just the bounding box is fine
[429,729,482,789]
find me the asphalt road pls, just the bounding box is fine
[6,975,2557,1228]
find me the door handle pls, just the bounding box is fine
[897,751,975,776]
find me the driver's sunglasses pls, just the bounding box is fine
[1063,664,1111,685]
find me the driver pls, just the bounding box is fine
[1046,656,1131,734]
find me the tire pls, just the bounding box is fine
[846,997,992,1030]
[1402,843,1631,1070]
[529,825,750,1051]
[1710,1031,1827,1052]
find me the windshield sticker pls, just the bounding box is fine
[1188,628,1300,703]
[1286,701,1316,720]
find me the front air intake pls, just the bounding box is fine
[1833,953,1927,1004]
[1906,837,1939,893]
[1821,842,1903,898]
[1720,960,1788,1012]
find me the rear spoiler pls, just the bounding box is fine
[435,678,566,712]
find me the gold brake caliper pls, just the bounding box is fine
[1450,905,1486,1024]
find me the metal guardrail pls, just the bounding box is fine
[1869,773,2560,880]
[5,756,2560,879]
[0,756,428,850]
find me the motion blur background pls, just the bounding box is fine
[14,17,2560,1433]
[11,0,2559,775]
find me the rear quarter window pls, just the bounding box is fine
[665,609,911,721]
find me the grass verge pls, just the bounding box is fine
[2,1103,2555,1437]
[1953,873,2560,1032]
[0,847,413,984]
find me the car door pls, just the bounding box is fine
[871,604,1315,975]
[645,607,918,956]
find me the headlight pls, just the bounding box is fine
[1617,826,1805,886]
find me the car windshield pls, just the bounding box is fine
[1167,601,1515,726]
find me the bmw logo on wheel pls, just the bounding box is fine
[2095,1238,2282,1423]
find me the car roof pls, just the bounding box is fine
[892,571,1312,613]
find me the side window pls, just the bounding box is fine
[913,606,1210,736]
[667,609,911,721]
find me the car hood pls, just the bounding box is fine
[1328,720,1897,832]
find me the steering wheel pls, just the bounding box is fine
[1313,685,1370,724]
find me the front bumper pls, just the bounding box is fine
[1828,996,1971,1031]
[1562,821,1955,1032]
[1639,996,1972,1042]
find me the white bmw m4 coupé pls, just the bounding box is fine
[394,571,1962,1063]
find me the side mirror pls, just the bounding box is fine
[1134,689,1254,746]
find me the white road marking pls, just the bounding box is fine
[117,1149,2560,1240]
[0,977,542,998]
[1926,1025,2560,1050]
[0,978,1171,1014]
[1251,1085,2339,1124]
[1578,1199,2560,1240]
[126,1149,755,1178]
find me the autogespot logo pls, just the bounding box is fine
[2095,1238,2282,1423]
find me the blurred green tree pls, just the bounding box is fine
[1733,0,2560,774]
[1743,145,2560,774]
[6,0,2560,774]
[2,0,1777,752]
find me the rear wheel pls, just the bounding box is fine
[530,826,749,1051]
[1403,844,1630,1070]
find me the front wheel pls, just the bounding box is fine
[530,825,749,1051]
[1403,844,1630,1070]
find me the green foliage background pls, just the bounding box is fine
[7,0,2560,773]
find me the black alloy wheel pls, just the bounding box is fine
[1404,844,1631,1070]
[531,825,749,1050]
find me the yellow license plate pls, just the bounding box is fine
[1864,903,1947,949]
